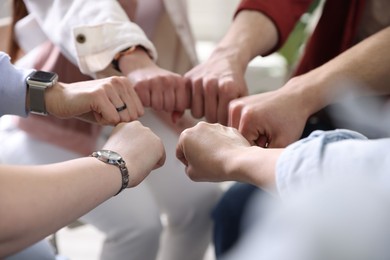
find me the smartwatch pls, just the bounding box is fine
[26,70,58,115]
[91,150,130,196]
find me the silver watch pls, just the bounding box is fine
[91,150,129,195]
[26,70,58,115]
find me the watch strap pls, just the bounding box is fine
[29,85,47,115]
[116,159,129,195]
[112,46,137,72]
[27,71,58,116]
[91,151,129,196]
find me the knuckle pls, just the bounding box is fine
[180,128,191,139]
[204,78,217,90]
[229,99,244,112]
[109,76,122,86]
[195,121,209,130]
[193,77,203,87]
[219,85,236,99]
[241,107,254,121]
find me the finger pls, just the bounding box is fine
[97,95,121,125]
[116,103,132,122]
[191,78,204,119]
[150,80,163,111]
[218,81,237,126]
[120,77,145,118]
[120,94,139,121]
[175,140,188,167]
[239,118,261,146]
[134,82,151,107]
[228,99,244,129]
[175,77,190,112]
[171,111,184,124]
[185,166,196,181]
[255,135,269,148]
[104,82,133,123]
[154,148,166,170]
[128,85,145,117]
[217,93,230,126]
[204,78,218,123]
[163,79,175,112]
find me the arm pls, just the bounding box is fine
[0,121,165,257]
[184,0,313,125]
[176,122,282,192]
[176,123,390,201]
[184,10,278,124]
[1,52,144,124]
[229,26,390,147]
[24,0,189,115]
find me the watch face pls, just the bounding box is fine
[98,150,122,161]
[29,71,58,82]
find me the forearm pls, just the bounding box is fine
[0,157,121,257]
[211,10,278,73]
[230,146,283,193]
[282,26,390,115]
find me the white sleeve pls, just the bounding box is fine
[23,0,157,76]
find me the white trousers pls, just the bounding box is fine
[0,111,222,260]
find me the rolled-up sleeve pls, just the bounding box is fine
[0,52,34,117]
[23,0,157,76]
[235,0,313,54]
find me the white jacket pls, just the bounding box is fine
[19,0,197,77]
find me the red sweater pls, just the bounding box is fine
[236,0,366,76]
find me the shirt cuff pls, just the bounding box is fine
[73,22,157,77]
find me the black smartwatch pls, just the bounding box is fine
[26,70,58,115]
[91,150,130,196]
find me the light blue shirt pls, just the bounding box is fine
[276,129,390,199]
[0,52,34,117]
[225,130,390,260]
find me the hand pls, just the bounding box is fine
[176,122,251,182]
[103,121,166,187]
[228,87,310,148]
[184,48,248,125]
[45,76,144,125]
[119,48,189,114]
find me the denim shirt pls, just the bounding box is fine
[276,129,390,199]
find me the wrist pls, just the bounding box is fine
[91,150,130,195]
[85,157,123,196]
[118,46,154,74]
[26,71,58,116]
[230,146,281,191]
[44,82,65,116]
[227,146,262,183]
[280,73,330,119]
[211,45,250,74]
